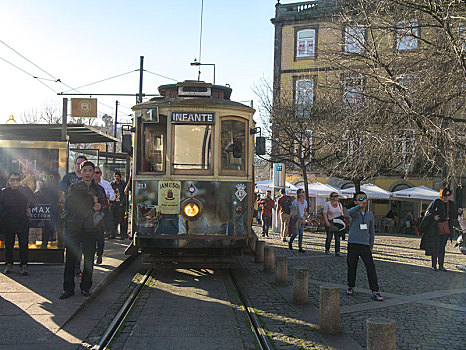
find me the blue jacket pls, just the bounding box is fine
[348,205,375,248]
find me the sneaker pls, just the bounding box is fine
[346,287,354,296]
[431,267,438,271]
[298,248,305,253]
[75,269,82,277]
[335,252,342,257]
[325,250,330,255]
[439,266,447,272]
[282,238,287,242]
[20,265,28,276]
[96,256,103,265]
[81,289,92,297]
[262,233,265,237]
[3,264,13,274]
[371,293,384,302]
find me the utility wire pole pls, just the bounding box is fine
[138,56,144,103]
[114,100,119,152]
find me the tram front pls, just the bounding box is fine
[129,81,256,258]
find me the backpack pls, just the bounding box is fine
[283,196,292,214]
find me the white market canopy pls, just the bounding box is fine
[392,185,439,201]
[255,179,299,194]
[297,182,342,197]
[339,183,392,200]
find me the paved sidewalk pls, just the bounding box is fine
[251,225,466,349]
[0,239,132,349]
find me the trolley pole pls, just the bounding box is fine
[114,100,119,152]
[138,56,144,104]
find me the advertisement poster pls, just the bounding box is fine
[158,180,181,214]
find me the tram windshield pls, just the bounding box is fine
[220,118,246,174]
[172,124,212,172]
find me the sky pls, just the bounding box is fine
[0,0,282,126]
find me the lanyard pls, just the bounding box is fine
[360,211,366,223]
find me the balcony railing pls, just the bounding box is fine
[274,0,339,21]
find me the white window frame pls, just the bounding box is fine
[394,129,415,170]
[295,78,314,117]
[396,20,419,50]
[343,75,364,106]
[344,24,365,53]
[296,29,316,58]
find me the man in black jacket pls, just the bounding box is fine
[59,161,107,299]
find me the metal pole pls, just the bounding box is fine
[213,64,215,84]
[138,56,144,104]
[114,100,119,152]
[61,98,67,141]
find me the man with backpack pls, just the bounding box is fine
[277,188,293,242]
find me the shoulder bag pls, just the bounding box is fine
[438,201,450,235]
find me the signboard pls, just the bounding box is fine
[137,107,159,122]
[171,112,215,124]
[158,180,181,214]
[72,98,97,118]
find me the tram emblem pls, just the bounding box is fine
[235,184,247,202]
[166,189,174,200]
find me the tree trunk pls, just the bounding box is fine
[353,179,361,193]
[302,165,311,215]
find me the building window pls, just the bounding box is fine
[396,20,419,50]
[344,24,365,53]
[343,75,364,106]
[296,29,316,58]
[295,78,315,117]
[293,130,313,165]
[394,129,415,171]
[394,74,415,109]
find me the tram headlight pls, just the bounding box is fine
[181,198,203,221]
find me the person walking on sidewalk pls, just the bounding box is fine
[346,191,384,301]
[288,189,308,253]
[259,190,274,237]
[59,161,107,299]
[93,166,115,265]
[110,171,128,240]
[276,188,293,242]
[2,172,37,275]
[324,191,344,256]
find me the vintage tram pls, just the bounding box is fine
[126,80,259,261]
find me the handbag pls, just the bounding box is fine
[438,221,450,235]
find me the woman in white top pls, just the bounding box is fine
[288,189,308,253]
[323,191,344,256]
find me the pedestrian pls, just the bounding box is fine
[93,166,115,264]
[256,194,262,225]
[346,191,384,301]
[288,188,308,253]
[59,161,107,299]
[59,155,87,277]
[403,210,414,234]
[420,187,459,271]
[110,171,128,240]
[259,190,274,237]
[323,191,344,256]
[276,188,293,242]
[2,172,37,275]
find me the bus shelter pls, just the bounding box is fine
[0,124,119,263]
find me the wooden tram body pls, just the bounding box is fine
[129,81,255,258]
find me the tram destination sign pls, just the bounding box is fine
[171,112,215,124]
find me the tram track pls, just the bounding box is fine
[93,267,272,350]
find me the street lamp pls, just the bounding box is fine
[6,115,16,124]
[190,59,216,84]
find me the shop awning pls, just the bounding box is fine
[0,124,119,144]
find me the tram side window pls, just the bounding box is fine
[140,120,166,173]
[173,124,212,172]
[221,119,246,173]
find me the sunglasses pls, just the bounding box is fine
[331,195,338,198]
[444,193,451,196]
[95,171,101,174]
[358,197,368,201]
[9,178,20,182]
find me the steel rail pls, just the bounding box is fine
[228,269,274,350]
[95,268,154,350]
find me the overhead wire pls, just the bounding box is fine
[59,70,138,93]
[143,69,178,82]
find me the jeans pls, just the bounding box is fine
[432,234,449,268]
[63,222,96,292]
[289,218,304,249]
[347,243,379,292]
[262,215,272,235]
[96,236,104,257]
[325,226,341,253]
[4,229,29,266]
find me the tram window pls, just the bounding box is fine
[140,120,166,173]
[220,119,246,174]
[172,124,212,172]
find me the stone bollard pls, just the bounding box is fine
[264,247,275,273]
[319,286,340,334]
[248,236,257,252]
[292,268,308,304]
[367,318,396,350]
[255,240,265,263]
[275,256,288,286]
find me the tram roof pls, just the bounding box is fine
[133,96,255,111]
[0,123,119,144]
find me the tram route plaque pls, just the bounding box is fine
[171,112,215,124]
[158,180,181,214]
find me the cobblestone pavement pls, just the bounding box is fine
[248,225,466,349]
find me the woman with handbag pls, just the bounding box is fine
[288,189,308,253]
[420,187,459,271]
[323,191,344,256]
